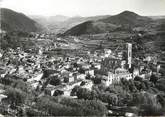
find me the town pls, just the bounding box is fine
[1,1,165,115]
[0,30,164,116]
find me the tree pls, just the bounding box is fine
[49,77,61,86]
[134,81,142,91]
[134,76,143,82]
[139,104,165,116]
[93,75,102,84]
[59,98,107,116]
[150,73,158,84]
[100,93,118,105]
[128,80,137,92]
[156,79,165,92]
[141,82,147,91]
[105,86,117,94]
[53,90,64,96]
[73,62,78,68]
[78,67,85,74]
[77,88,92,100]
[71,85,81,96]
[11,80,29,92]
[90,90,98,100]
[35,96,107,116]
[86,74,91,80]
[3,87,27,107]
[157,94,165,108]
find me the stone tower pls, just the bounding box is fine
[127,43,132,69]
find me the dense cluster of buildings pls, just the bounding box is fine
[0,40,161,98]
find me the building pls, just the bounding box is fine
[81,63,91,69]
[127,43,132,69]
[45,81,82,96]
[85,69,94,77]
[104,49,112,58]
[0,90,7,102]
[117,52,123,60]
[93,63,101,70]
[133,68,140,78]
[75,73,86,80]
[27,73,43,82]
[0,52,2,58]
[105,68,132,86]
[64,76,74,83]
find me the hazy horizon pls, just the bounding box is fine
[1,0,165,17]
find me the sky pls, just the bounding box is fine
[1,0,165,17]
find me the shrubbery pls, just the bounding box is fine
[32,96,107,116]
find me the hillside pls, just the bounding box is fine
[31,15,110,33]
[0,8,41,32]
[100,11,152,27]
[64,11,155,36]
[64,20,119,36]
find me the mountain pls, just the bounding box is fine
[31,15,110,33]
[0,8,41,32]
[100,11,152,27]
[149,16,165,20]
[64,20,118,36]
[59,15,111,30]
[64,11,153,36]
[29,15,51,32]
[61,15,111,26]
[156,19,165,31]
[48,15,69,22]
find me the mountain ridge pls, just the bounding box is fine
[0,8,41,32]
[63,11,153,36]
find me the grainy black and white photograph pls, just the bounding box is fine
[0,0,165,116]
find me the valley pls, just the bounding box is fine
[1,8,165,116]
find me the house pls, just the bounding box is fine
[139,65,145,73]
[61,70,73,78]
[0,52,2,58]
[133,68,140,78]
[64,76,74,83]
[117,52,123,59]
[0,67,7,78]
[27,73,43,82]
[85,69,94,77]
[17,65,26,75]
[143,56,152,62]
[104,49,112,57]
[64,63,71,69]
[139,69,152,79]
[121,60,126,69]
[93,63,101,70]
[38,47,43,55]
[30,81,41,89]
[74,73,86,80]
[81,63,91,69]
[0,94,7,102]
[81,73,87,80]
[44,84,57,96]
[0,89,7,102]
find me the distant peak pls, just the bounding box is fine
[119,10,139,16]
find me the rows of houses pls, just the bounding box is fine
[1,41,159,98]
